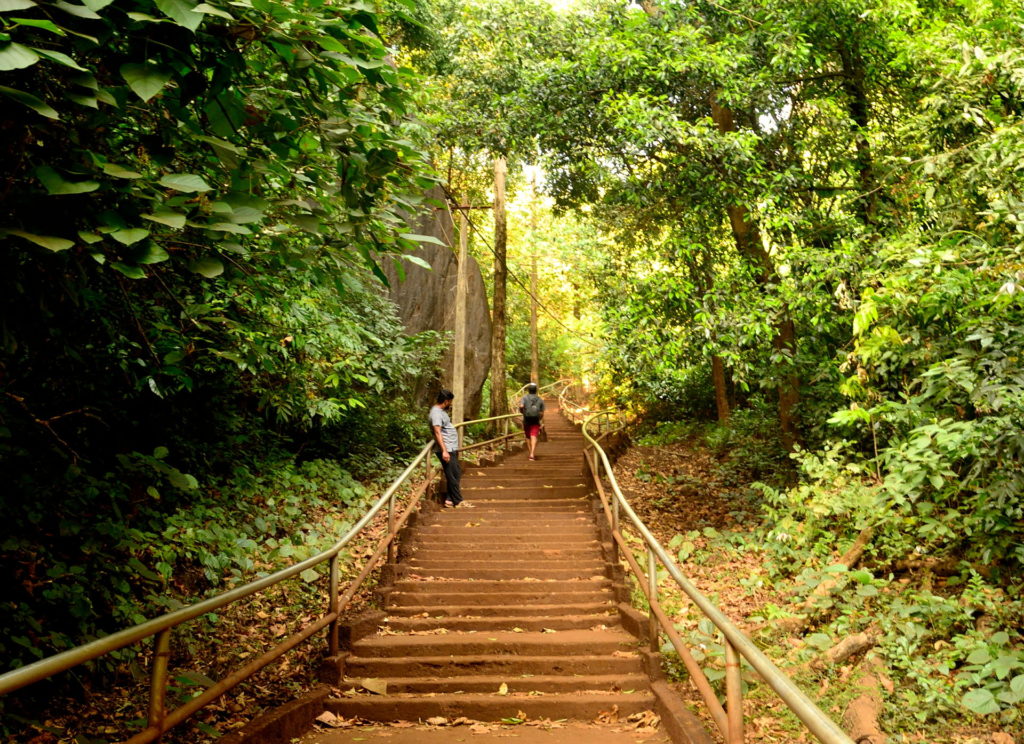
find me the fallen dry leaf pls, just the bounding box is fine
[315,711,344,728]
[360,678,387,695]
[497,682,509,695]
[426,716,447,726]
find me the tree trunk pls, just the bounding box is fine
[709,96,799,448]
[838,40,876,225]
[712,355,730,423]
[488,157,509,424]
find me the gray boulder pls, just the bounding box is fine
[384,193,492,418]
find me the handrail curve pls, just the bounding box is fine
[578,411,854,744]
[508,377,571,413]
[0,411,524,743]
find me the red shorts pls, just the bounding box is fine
[525,422,541,438]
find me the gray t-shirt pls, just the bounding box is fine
[429,405,458,453]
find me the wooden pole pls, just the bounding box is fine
[489,157,509,425]
[529,179,540,384]
[453,202,469,447]
[530,253,539,384]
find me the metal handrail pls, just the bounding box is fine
[579,411,854,744]
[0,411,524,743]
[508,378,570,412]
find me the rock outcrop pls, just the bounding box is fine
[383,190,492,417]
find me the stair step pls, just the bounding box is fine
[429,514,593,524]
[386,589,615,606]
[404,568,609,580]
[354,630,637,658]
[468,480,589,491]
[386,602,616,618]
[338,673,648,694]
[409,538,603,549]
[417,526,598,537]
[341,654,645,677]
[381,614,619,632]
[324,691,656,722]
[461,488,589,499]
[407,559,605,570]
[392,579,611,593]
[407,549,604,562]
[446,504,591,512]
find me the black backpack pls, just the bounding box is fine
[522,394,542,418]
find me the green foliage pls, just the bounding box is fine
[0,0,446,687]
[0,450,369,670]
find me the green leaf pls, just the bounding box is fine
[0,85,58,118]
[78,231,102,244]
[102,162,143,179]
[111,228,150,245]
[120,63,173,102]
[81,0,114,9]
[11,18,64,34]
[190,257,223,278]
[66,91,99,108]
[806,633,832,650]
[1012,674,1024,695]
[32,47,86,71]
[153,446,169,459]
[5,229,74,251]
[226,206,263,224]
[154,0,203,30]
[111,261,146,279]
[849,569,873,584]
[195,134,244,155]
[54,1,101,19]
[125,11,166,21]
[142,208,186,228]
[36,166,99,195]
[134,243,169,264]
[402,254,431,270]
[399,232,446,246]
[967,648,992,665]
[0,0,38,10]
[192,2,232,19]
[159,173,211,192]
[300,568,320,583]
[0,42,39,70]
[961,688,999,715]
[167,470,198,489]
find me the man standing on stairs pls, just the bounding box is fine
[429,389,462,507]
[519,382,545,461]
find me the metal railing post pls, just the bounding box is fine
[502,417,508,451]
[328,554,340,656]
[726,639,744,743]
[647,548,659,651]
[148,629,172,740]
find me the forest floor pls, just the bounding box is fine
[612,432,1018,744]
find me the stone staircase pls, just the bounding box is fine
[320,400,702,737]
